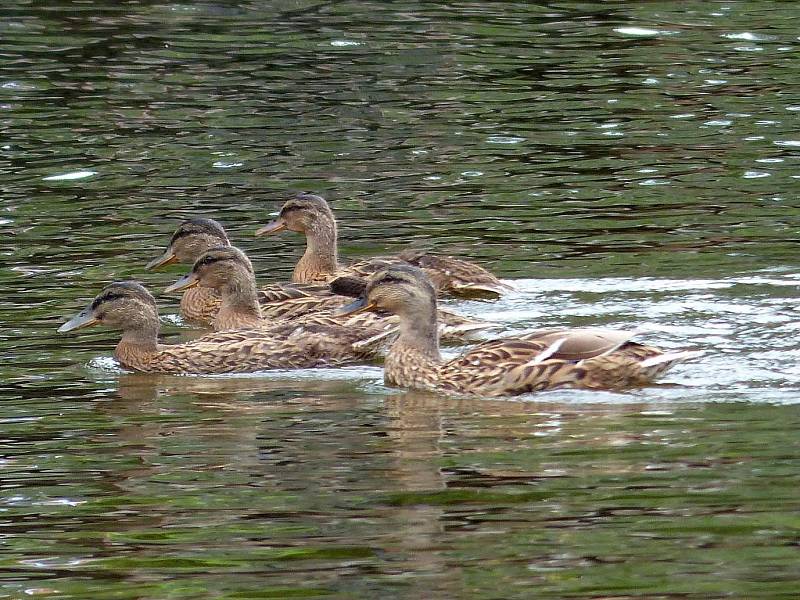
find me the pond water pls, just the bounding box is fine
[2,1,800,598]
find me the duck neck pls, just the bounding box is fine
[393,301,441,362]
[214,274,262,331]
[114,318,160,369]
[294,219,338,282]
[384,301,441,389]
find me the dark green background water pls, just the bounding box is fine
[2,1,800,598]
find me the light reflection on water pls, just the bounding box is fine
[2,0,800,597]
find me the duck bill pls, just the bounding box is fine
[164,273,200,293]
[254,220,287,237]
[334,297,376,317]
[57,308,99,333]
[145,249,178,270]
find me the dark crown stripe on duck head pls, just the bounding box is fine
[281,192,331,214]
[192,247,253,273]
[170,218,229,245]
[372,265,437,296]
[90,292,125,310]
[91,281,156,310]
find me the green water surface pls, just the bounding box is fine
[2,1,800,598]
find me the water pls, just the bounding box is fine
[2,1,800,597]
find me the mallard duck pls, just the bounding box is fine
[146,218,233,323]
[254,192,512,298]
[57,281,390,374]
[145,217,338,325]
[163,246,491,343]
[333,266,703,397]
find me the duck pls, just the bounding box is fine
[254,192,512,298]
[146,220,491,341]
[57,281,390,374]
[145,217,341,325]
[163,246,492,343]
[332,265,703,397]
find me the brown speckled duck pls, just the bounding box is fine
[254,193,512,298]
[163,246,491,343]
[333,265,703,397]
[146,218,342,325]
[57,281,387,374]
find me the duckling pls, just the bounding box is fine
[145,217,336,325]
[164,246,491,343]
[334,265,703,397]
[57,281,389,374]
[254,192,512,298]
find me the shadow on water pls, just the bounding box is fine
[2,0,800,598]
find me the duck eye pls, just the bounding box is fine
[194,256,221,271]
[91,291,123,310]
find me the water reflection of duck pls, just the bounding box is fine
[114,371,376,406]
[56,281,389,374]
[335,265,703,397]
[254,192,512,298]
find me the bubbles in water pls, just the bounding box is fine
[161,313,185,326]
[88,356,124,372]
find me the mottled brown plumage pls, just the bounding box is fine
[336,266,703,397]
[164,247,490,348]
[57,282,387,374]
[163,247,396,354]
[254,193,512,298]
[145,218,486,340]
[145,217,331,325]
[139,214,490,340]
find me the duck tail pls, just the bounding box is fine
[637,350,705,380]
[451,280,516,298]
